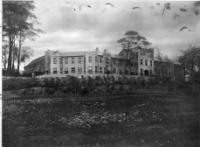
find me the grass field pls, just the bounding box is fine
[3,87,200,147]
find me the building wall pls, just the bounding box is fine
[24,56,46,75]
[85,51,96,76]
[154,60,184,81]
[25,47,183,81]
[48,51,86,76]
[137,48,154,76]
[174,64,185,81]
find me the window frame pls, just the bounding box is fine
[53,58,57,64]
[88,56,92,63]
[65,57,68,64]
[145,60,148,66]
[140,59,143,65]
[53,68,57,74]
[71,57,75,64]
[71,67,76,74]
[64,68,68,74]
[78,67,82,74]
[78,57,82,64]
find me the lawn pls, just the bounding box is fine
[3,87,200,147]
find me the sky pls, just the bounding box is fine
[24,0,200,66]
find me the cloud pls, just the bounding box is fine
[24,0,200,66]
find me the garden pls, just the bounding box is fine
[3,76,200,147]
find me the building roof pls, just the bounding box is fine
[59,51,87,57]
[25,56,45,67]
[111,54,127,60]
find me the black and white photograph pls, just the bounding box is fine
[2,0,200,147]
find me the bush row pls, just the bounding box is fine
[3,76,173,95]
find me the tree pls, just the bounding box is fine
[117,30,151,75]
[20,47,33,64]
[3,1,42,74]
[117,30,151,59]
[11,45,18,71]
[178,47,200,79]
[2,44,9,70]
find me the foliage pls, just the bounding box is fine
[3,75,163,96]
[3,78,39,91]
[117,30,151,51]
[59,111,127,129]
[179,47,200,81]
[20,47,33,62]
[2,44,9,70]
[3,1,43,73]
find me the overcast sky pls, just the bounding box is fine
[24,0,200,65]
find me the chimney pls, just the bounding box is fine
[95,47,99,52]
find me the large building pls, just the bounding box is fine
[25,47,154,77]
[154,60,185,81]
[24,47,184,81]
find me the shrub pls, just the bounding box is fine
[45,88,55,95]
[80,86,90,95]
[95,76,104,86]
[3,78,40,91]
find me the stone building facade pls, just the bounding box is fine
[24,47,184,81]
[154,60,184,81]
[24,47,155,77]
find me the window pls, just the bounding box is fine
[100,57,102,63]
[64,68,68,74]
[65,57,68,64]
[113,59,116,65]
[140,59,143,65]
[104,67,107,74]
[71,57,75,64]
[119,61,122,66]
[113,68,116,74]
[88,56,92,63]
[53,68,57,74]
[150,60,152,66]
[60,58,63,64]
[78,67,82,74]
[78,57,82,64]
[100,67,102,73]
[145,60,148,66]
[106,58,109,63]
[95,56,98,62]
[116,60,119,66]
[95,66,98,73]
[140,69,143,76]
[71,67,76,74]
[53,58,57,64]
[60,68,63,74]
[88,66,93,74]
[150,70,152,75]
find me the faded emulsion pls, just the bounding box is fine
[2,1,200,147]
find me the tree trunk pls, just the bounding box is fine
[3,51,7,70]
[7,33,13,74]
[17,31,22,73]
[11,39,16,71]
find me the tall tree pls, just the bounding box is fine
[20,47,33,64]
[3,1,42,74]
[117,31,151,75]
[117,30,151,59]
[11,45,18,71]
[3,1,23,73]
[2,44,9,70]
[178,47,200,78]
